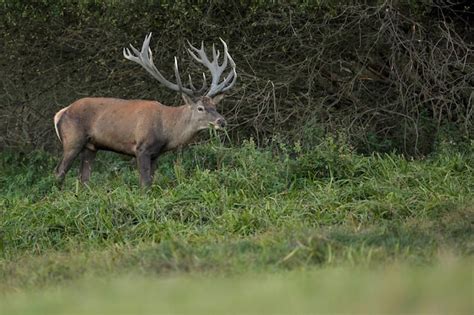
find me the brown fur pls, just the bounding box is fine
[54,96,225,187]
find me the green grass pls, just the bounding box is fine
[1,259,472,315]
[0,137,473,311]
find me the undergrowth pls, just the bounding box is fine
[0,137,473,291]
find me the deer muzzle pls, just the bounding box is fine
[211,118,226,130]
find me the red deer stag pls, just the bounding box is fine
[53,33,236,187]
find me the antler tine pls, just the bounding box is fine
[221,70,237,93]
[173,57,184,95]
[186,40,211,65]
[188,73,207,94]
[197,72,208,94]
[188,74,196,90]
[220,45,237,93]
[212,44,221,63]
[123,33,194,96]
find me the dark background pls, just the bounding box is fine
[1,0,472,156]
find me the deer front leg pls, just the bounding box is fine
[136,151,152,188]
[150,157,159,182]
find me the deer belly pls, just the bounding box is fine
[89,133,137,156]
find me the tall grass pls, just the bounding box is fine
[0,137,473,290]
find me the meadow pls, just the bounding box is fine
[0,136,473,313]
[1,1,473,313]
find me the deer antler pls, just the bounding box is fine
[123,33,195,96]
[187,38,237,97]
[124,33,237,97]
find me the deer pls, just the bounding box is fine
[53,33,236,187]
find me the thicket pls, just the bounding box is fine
[0,0,473,155]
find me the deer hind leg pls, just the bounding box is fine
[55,145,83,185]
[79,148,97,184]
[55,127,87,185]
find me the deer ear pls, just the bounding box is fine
[182,94,195,106]
[212,94,225,105]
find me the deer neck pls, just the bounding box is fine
[165,105,199,151]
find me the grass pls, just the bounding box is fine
[1,259,472,315]
[0,136,473,312]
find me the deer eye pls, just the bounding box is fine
[197,106,205,112]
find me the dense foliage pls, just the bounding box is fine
[1,1,472,155]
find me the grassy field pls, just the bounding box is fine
[1,259,472,314]
[0,137,473,313]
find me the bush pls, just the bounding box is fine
[0,1,472,155]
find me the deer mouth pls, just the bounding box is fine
[210,119,226,130]
[209,123,222,130]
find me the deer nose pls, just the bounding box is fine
[216,118,226,128]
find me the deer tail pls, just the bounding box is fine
[53,106,69,143]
